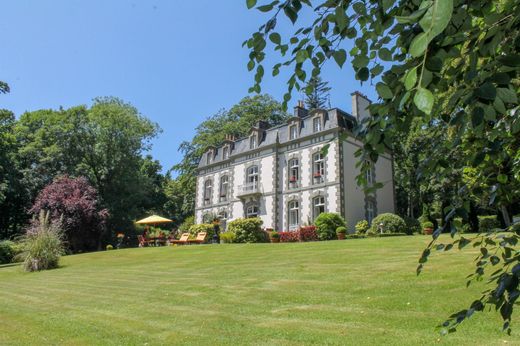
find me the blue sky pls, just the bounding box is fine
[0,1,378,173]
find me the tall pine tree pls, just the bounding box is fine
[304,77,331,110]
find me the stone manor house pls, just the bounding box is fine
[195,92,395,231]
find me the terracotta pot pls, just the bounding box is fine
[337,233,346,240]
[271,237,280,243]
[423,227,433,235]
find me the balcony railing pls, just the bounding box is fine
[237,182,262,197]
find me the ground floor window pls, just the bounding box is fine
[313,196,325,220]
[288,200,299,230]
[367,200,376,224]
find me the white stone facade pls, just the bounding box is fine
[195,93,395,232]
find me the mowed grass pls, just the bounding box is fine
[0,235,515,345]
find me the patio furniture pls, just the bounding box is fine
[138,235,146,247]
[170,233,190,245]
[189,232,207,244]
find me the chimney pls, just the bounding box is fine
[224,134,236,142]
[255,120,270,130]
[294,100,308,118]
[351,91,371,123]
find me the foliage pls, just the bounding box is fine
[299,225,318,241]
[422,221,434,229]
[345,234,367,239]
[0,240,16,264]
[30,176,108,253]
[179,215,195,231]
[227,217,267,243]
[355,220,369,234]
[304,76,331,110]
[478,215,499,233]
[336,226,347,234]
[106,245,114,251]
[370,213,407,234]
[18,210,64,272]
[314,213,346,240]
[188,223,215,241]
[220,231,236,244]
[270,231,280,239]
[279,231,299,242]
[404,217,422,235]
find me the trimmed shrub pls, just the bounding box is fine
[478,215,499,233]
[227,218,267,243]
[369,213,407,234]
[355,220,369,234]
[346,234,366,239]
[279,231,299,242]
[376,233,408,238]
[179,215,195,231]
[314,213,347,240]
[0,240,16,264]
[422,221,434,229]
[188,223,215,242]
[336,226,347,234]
[18,211,65,272]
[270,231,280,239]
[299,226,318,242]
[106,244,114,250]
[403,217,421,235]
[220,232,236,244]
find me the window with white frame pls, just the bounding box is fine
[312,152,325,183]
[367,200,376,224]
[246,205,259,218]
[289,124,298,140]
[206,151,213,165]
[288,200,299,229]
[223,146,229,160]
[249,134,257,149]
[219,175,229,202]
[203,179,213,205]
[365,160,374,185]
[313,117,322,132]
[313,196,325,220]
[288,158,299,187]
[246,165,259,188]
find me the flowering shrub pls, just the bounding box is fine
[227,218,268,243]
[279,231,299,242]
[355,220,369,234]
[299,226,318,241]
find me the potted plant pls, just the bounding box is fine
[422,221,434,235]
[336,226,347,240]
[270,231,280,243]
[289,176,297,182]
[313,172,322,178]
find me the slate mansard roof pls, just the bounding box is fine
[197,106,357,169]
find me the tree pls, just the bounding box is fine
[246,0,520,334]
[30,176,108,252]
[304,76,331,110]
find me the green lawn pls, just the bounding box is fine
[0,235,514,345]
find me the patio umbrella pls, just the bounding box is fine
[135,215,173,225]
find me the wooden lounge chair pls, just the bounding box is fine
[189,232,207,244]
[170,232,190,245]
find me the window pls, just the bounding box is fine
[367,200,376,224]
[246,165,259,188]
[203,179,213,205]
[313,152,325,184]
[288,158,299,187]
[219,175,229,202]
[288,200,299,229]
[206,151,213,165]
[313,196,325,220]
[246,205,259,218]
[249,134,257,149]
[313,117,322,132]
[223,146,229,160]
[289,124,298,140]
[365,160,374,185]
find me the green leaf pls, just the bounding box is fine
[413,87,434,114]
[247,60,255,71]
[498,55,520,67]
[419,0,453,38]
[395,2,431,24]
[269,32,281,45]
[296,49,308,63]
[284,6,298,24]
[335,6,348,30]
[333,49,346,68]
[409,32,429,57]
[378,48,392,61]
[246,0,257,9]
[471,107,484,128]
[497,174,508,184]
[376,82,393,99]
[497,88,518,104]
[257,4,274,12]
[404,67,417,91]
[475,83,496,101]
[352,54,369,68]
[370,64,384,76]
[356,67,369,81]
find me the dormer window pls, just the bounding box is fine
[289,124,298,140]
[206,150,213,165]
[223,146,229,160]
[250,134,257,149]
[313,117,322,132]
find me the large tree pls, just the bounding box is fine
[304,76,331,110]
[245,0,520,334]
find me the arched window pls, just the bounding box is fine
[312,152,325,184]
[313,196,325,220]
[219,175,229,202]
[246,165,259,191]
[313,116,322,132]
[249,134,257,149]
[288,200,299,230]
[289,124,298,140]
[203,179,212,205]
[223,146,229,160]
[246,205,259,218]
[288,158,299,188]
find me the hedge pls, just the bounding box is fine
[227,218,268,243]
[314,213,346,240]
[369,213,407,234]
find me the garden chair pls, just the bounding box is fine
[170,233,190,245]
[189,232,207,244]
[138,235,146,247]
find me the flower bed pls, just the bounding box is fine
[279,231,300,242]
[279,226,318,242]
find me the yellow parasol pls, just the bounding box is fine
[135,215,173,225]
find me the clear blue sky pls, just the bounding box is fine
[0,1,378,173]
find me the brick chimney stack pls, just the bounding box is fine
[351,91,371,123]
[294,100,308,118]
